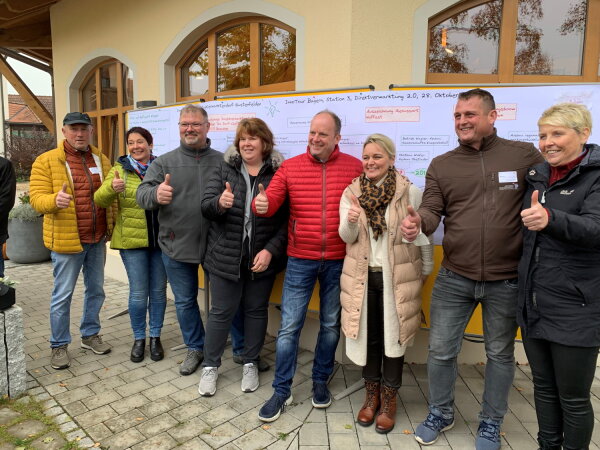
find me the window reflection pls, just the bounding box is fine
[100,63,118,109]
[182,44,209,97]
[217,24,250,91]
[261,24,296,85]
[80,60,134,160]
[90,117,98,148]
[123,66,134,106]
[515,0,587,75]
[81,75,96,111]
[428,0,502,74]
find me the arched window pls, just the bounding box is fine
[80,59,134,161]
[427,0,600,83]
[177,17,296,102]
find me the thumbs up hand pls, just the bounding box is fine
[157,173,173,205]
[55,183,73,209]
[400,205,421,242]
[347,194,362,224]
[255,183,269,214]
[112,170,125,193]
[521,190,548,231]
[219,181,235,210]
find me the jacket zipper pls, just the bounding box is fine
[479,152,486,280]
[249,175,257,280]
[82,154,97,240]
[321,163,326,260]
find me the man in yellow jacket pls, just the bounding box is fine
[30,112,114,370]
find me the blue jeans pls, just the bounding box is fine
[272,257,343,397]
[50,242,106,348]
[161,254,204,351]
[120,248,167,340]
[0,256,4,278]
[427,267,518,423]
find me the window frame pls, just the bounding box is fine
[426,0,600,83]
[176,16,296,102]
[79,59,134,161]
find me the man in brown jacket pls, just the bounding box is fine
[401,89,543,449]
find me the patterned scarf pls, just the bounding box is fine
[127,155,156,179]
[358,166,396,240]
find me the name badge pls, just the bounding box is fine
[498,171,517,183]
[89,167,100,175]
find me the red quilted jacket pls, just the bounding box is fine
[253,146,362,260]
[64,143,107,243]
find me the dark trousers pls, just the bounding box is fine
[362,271,404,388]
[523,337,599,450]
[203,268,275,367]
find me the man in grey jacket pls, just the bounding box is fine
[137,104,222,375]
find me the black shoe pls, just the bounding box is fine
[233,354,270,372]
[130,339,145,363]
[150,337,164,361]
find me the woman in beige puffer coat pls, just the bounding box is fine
[339,134,433,434]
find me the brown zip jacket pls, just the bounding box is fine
[419,131,543,281]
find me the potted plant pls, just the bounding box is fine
[6,192,50,264]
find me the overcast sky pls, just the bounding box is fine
[6,58,52,96]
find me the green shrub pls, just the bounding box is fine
[8,203,40,222]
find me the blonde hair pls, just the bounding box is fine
[363,133,396,158]
[538,103,592,134]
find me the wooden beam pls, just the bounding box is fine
[0,47,52,73]
[0,56,54,134]
[19,48,52,65]
[0,35,51,48]
[0,1,55,28]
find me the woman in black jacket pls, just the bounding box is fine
[519,103,600,450]
[198,118,287,396]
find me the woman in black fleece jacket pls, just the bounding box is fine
[199,118,287,396]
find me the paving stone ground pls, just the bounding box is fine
[0,395,80,449]
[5,259,600,449]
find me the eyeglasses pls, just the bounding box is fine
[178,122,207,129]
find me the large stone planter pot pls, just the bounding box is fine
[6,218,50,264]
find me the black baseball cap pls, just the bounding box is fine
[63,112,92,126]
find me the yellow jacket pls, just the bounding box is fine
[30,140,115,253]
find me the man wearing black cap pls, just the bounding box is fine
[30,112,115,370]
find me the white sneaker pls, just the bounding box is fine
[241,363,259,392]
[198,367,218,396]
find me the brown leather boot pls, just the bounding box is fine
[375,384,398,434]
[357,380,380,426]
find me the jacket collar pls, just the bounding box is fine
[526,144,600,184]
[348,169,411,200]
[179,138,213,156]
[58,139,102,162]
[306,144,341,163]
[458,129,498,153]
[223,145,285,170]
[117,155,134,171]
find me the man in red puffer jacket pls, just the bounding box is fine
[252,110,362,422]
